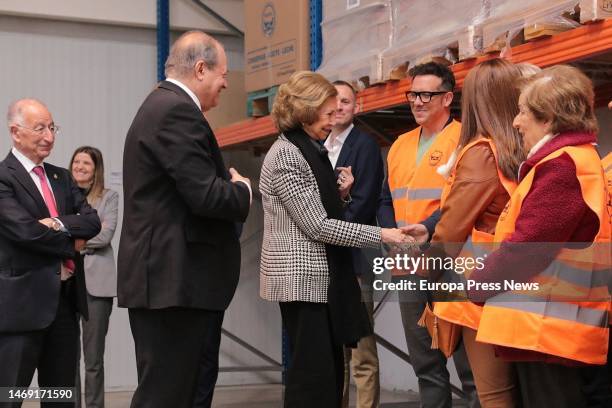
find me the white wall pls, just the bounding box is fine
[0,13,274,391]
[0,0,244,34]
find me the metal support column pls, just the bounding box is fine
[156,0,170,82]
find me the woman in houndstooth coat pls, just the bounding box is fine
[259,71,407,408]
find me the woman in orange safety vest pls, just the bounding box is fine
[468,65,611,408]
[425,59,526,407]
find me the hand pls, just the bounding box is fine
[60,263,74,281]
[74,239,86,252]
[400,224,430,244]
[38,218,55,228]
[229,167,251,187]
[381,228,416,244]
[336,166,353,199]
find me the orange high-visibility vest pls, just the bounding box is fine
[603,152,612,220]
[433,138,517,330]
[601,152,612,324]
[603,152,612,181]
[476,144,611,365]
[387,120,461,227]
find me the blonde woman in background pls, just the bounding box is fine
[259,71,409,407]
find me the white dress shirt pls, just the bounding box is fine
[165,77,252,203]
[11,147,68,235]
[166,77,201,110]
[324,123,353,168]
[11,147,57,202]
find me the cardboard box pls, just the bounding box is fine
[244,0,310,93]
[207,71,248,128]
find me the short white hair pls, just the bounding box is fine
[6,98,47,129]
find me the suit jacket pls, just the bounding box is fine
[83,188,119,297]
[118,80,250,311]
[259,135,381,303]
[0,152,101,332]
[334,126,384,275]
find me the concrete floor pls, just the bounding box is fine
[22,384,468,407]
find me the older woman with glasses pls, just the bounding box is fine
[468,65,610,408]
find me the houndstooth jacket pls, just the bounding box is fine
[259,134,381,303]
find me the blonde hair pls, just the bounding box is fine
[271,71,337,133]
[520,65,598,135]
[515,62,541,78]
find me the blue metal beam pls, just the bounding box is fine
[157,0,170,82]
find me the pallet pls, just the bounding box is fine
[247,86,279,117]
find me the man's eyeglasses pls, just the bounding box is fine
[405,91,449,103]
[15,124,61,135]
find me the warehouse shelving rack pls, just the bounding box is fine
[216,19,612,149]
[220,17,612,400]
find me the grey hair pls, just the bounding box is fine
[6,98,47,128]
[164,31,219,78]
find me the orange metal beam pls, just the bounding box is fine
[217,19,612,148]
[216,115,276,148]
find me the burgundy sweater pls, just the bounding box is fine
[467,132,601,364]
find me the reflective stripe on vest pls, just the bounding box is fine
[603,152,612,324]
[387,120,461,227]
[485,294,609,328]
[434,138,517,330]
[476,144,611,364]
[391,187,443,201]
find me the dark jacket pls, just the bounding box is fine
[118,81,250,311]
[334,126,384,275]
[0,154,101,331]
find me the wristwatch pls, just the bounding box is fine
[50,219,61,231]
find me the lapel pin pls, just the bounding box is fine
[53,173,58,179]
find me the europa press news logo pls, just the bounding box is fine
[261,2,276,37]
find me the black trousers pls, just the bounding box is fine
[128,307,224,408]
[516,361,587,408]
[0,283,79,408]
[192,311,224,408]
[280,302,344,408]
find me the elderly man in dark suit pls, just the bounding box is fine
[0,98,101,406]
[323,81,384,408]
[118,31,251,408]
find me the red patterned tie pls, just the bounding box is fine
[32,166,75,272]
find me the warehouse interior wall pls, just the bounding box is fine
[1,4,609,397]
[0,12,278,390]
[0,0,244,34]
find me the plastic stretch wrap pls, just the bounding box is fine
[482,0,579,49]
[323,0,382,20]
[382,0,486,79]
[317,1,392,85]
[320,0,582,84]
[579,0,612,23]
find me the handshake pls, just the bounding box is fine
[380,224,430,245]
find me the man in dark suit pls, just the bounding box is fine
[324,81,384,408]
[118,31,251,408]
[0,98,101,406]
